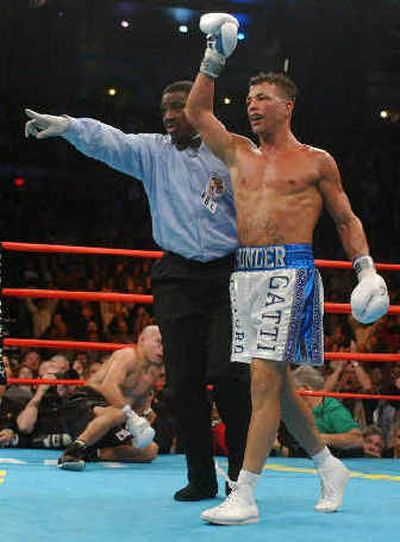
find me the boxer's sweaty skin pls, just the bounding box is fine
[186,77,369,259]
[88,348,160,405]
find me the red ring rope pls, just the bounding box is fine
[315,260,400,272]
[6,377,399,402]
[324,302,400,315]
[2,288,153,304]
[300,390,400,401]
[1,241,163,259]
[2,288,400,315]
[3,338,400,363]
[3,338,135,351]
[2,241,400,271]
[324,352,400,362]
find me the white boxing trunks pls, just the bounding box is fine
[230,244,324,365]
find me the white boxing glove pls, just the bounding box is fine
[121,405,155,449]
[350,255,389,324]
[24,108,70,139]
[199,13,239,79]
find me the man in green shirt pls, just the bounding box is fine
[292,366,362,452]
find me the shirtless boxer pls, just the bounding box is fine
[58,325,163,470]
[185,13,389,524]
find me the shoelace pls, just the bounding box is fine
[215,487,244,510]
[213,460,256,510]
[214,459,236,490]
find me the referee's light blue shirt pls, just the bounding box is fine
[64,118,238,262]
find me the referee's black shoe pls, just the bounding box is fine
[174,482,218,501]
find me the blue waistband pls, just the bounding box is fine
[234,244,314,271]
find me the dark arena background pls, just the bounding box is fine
[0,2,399,542]
[1,0,399,257]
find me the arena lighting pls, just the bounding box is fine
[380,110,389,119]
[166,7,195,24]
[233,12,250,41]
[107,87,117,97]
[178,24,188,33]
[283,58,290,73]
[120,20,130,28]
[13,177,25,188]
[224,97,232,105]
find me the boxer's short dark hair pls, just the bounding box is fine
[249,71,297,102]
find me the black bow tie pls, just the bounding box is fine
[175,135,202,151]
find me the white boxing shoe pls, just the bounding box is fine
[315,458,350,512]
[201,486,259,525]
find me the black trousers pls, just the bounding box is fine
[152,252,251,490]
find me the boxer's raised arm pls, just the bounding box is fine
[186,73,236,165]
[185,13,239,166]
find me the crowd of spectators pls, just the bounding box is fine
[1,255,400,460]
[7,254,155,347]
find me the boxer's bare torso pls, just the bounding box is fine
[186,77,367,259]
[231,138,327,246]
[88,347,162,406]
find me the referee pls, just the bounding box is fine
[24,80,251,501]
